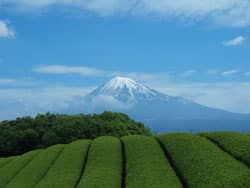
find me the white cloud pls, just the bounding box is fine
[180,70,196,78]
[0,86,94,120]
[89,95,134,111]
[0,20,15,38]
[2,0,250,27]
[0,78,16,85]
[223,36,247,46]
[34,65,106,76]
[153,81,250,114]
[221,70,239,76]
[0,0,132,15]
[245,72,250,76]
[0,77,39,86]
[34,65,173,81]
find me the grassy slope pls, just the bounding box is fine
[201,131,250,166]
[0,150,40,188]
[5,144,64,188]
[0,156,15,169]
[0,132,249,188]
[36,140,90,188]
[77,136,122,188]
[122,135,182,188]
[157,133,250,188]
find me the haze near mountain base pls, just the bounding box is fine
[75,77,250,132]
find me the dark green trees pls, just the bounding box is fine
[0,112,151,157]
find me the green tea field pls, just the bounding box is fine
[0,132,249,188]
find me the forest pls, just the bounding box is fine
[0,112,151,157]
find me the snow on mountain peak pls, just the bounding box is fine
[89,76,162,101]
[106,76,137,90]
[102,76,155,95]
[86,76,192,113]
[103,76,147,92]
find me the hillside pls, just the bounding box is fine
[0,132,249,188]
[0,112,151,157]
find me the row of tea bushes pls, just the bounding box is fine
[36,140,90,188]
[5,145,64,188]
[77,137,122,188]
[0,132,249,188]
[0,150,40,188]
[122,135,182,188]
[201,132,250,166]
[157,133,250,188]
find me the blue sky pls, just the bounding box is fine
[1,0,250,119]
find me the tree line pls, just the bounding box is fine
[0,112,151,157]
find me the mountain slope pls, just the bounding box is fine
[84,77,250,132]
[86,76,190,111]
[88,76,168,102]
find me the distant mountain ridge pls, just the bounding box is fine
[84,76,250,132]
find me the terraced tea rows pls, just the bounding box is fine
[122,135,182,188]
[0,132,249,188]
[201,132,250,167]
[36,140,89,188]
[0,150,40,187]
[77,136,122,188]
[0,157,15,169]
[157,133,250,188]
[5,144,64,188]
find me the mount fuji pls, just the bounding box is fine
[82,77,250,132]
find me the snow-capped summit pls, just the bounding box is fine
[88,76,166,102]
[100,76,148,94]
[82,76,250,132]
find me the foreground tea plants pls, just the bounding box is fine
[122,135,182,188]
[77,136,122,188]
[202,132,250,166]
[0,132,249,188]
[0,156,15,169]
[0,150,40,188]
[157,133,250,188]
[5,144,64,188]
[36,140,90,188]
